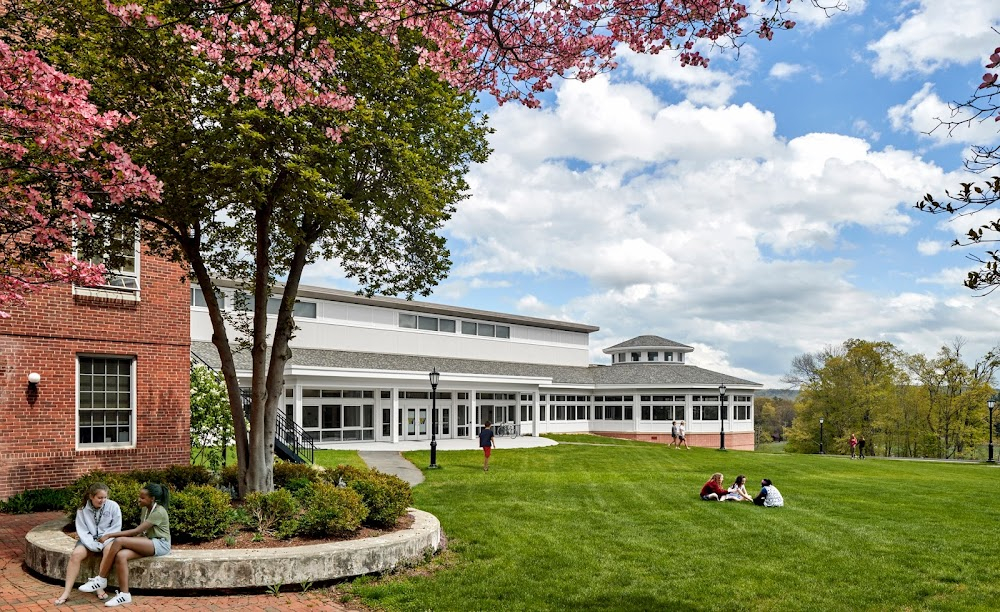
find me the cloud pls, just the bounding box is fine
[443,74,982,387]
[887,83,1000,145]
[917,239,947,256]
[868,1,1000,77]
[617,46,742,106]
[788,0,868,28]
[769,62,804,80]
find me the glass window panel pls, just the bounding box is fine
[495,325,510,339]
[302,406,319,428]
[642,406,651,420]
[648,352,658,361]
[344,390,362,398]
[418,316,438,331]
[478,324,495,337]
[303,389,321,398]
[343,430,361,441]
[294,301,317,318]
[399,314,417,328]
[461,321,477,335]
[266,297,281,315]
[363,406,373,428]
[344,405,361,427]
[675,407,684,420]
[440,319,456,333]
[322,390,341,398]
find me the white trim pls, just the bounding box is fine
[75,354,137,451]
[73,286,141,302]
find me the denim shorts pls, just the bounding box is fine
[152,537,171,557]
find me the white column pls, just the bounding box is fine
[532,389,540,436]
[390,387,399,443]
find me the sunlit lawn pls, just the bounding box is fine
[347,434,1000,611]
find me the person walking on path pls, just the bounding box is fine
[670,421,679,448]
[678,422,690,449]
[858,435,867,459]
[479,422,496,472]
[849,434,858,459]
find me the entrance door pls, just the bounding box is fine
[405,407,429,440]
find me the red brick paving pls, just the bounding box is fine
[1,512,361,611]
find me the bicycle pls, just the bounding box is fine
[495,422,519,438]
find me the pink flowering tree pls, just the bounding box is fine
[917,37,1000,293]
[12,0,832,493]
[0,40,160,317]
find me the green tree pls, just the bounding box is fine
[190,364,234,470]
[755,397,796,444]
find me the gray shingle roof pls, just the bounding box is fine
[604,335,694,351]
[191,341,760,389]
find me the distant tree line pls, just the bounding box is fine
[780,339,1000,459]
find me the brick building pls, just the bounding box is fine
[0,245,190,500]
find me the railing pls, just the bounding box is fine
[190,351,315,464]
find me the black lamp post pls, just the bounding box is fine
[718,383,727,451]
[819,417,825,454]
[429,368,440,469]
[988,395,997,464]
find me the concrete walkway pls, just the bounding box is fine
[359,436,558,485]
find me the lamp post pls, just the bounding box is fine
[718,383,727,451]
[819,417,825,454]
[429,368,440,469]
[988,395,997,464]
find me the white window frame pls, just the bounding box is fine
[76,355,136,450]
[73,222,141,301]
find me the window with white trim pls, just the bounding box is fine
[78,356,134,447]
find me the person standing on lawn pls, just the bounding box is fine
[678,422,689,449]
[858,435,866,459]
[479,421,496,472]
[670,421,679,448]
[849,433,858,459]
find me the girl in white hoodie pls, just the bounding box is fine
[54,483,122,605]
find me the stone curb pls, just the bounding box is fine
[24,508,440,590]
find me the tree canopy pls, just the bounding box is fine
[2,0,835,493]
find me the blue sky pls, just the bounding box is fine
[304,1,1000,388]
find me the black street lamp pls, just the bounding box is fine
[988,395,997,464]
[429,368,440,469]
[718,383,727,451]
[819,417,825,454]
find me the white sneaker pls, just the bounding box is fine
[79,576,107,592]
[105,592,132,607]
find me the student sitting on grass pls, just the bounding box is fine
[79,482,171,607]
[725,474,754,502]
[753,478,784,507]
[700,472,728,501]
[54,482,122,605]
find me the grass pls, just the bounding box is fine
[313,449,366,470]
[346,435,1000,612]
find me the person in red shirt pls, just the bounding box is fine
[700,472,727,501]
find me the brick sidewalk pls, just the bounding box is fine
[1,512,360,611]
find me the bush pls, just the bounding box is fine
[170,484,234,542]
[348,471,412,528]
[322,464,369,486]
[243,489,300,539]
[0,487,73,514]
[64,472,144,527]
[296,482,367,537]
[273,462,320,489]
[219,464,240,491]
[163,465,215,490]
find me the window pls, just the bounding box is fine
[400,314,417,328]
[418,316,438,331]
[440,319,456,333]
[191,287,225,309]
[664,352,673,362]
[301,388,376,441]
[400,314,456,332]
[647,352,658,361]
[460,321,510,338]
[240,295,316,318]
[78,356,134,447]
[462,321,477,334]
[75,219,140,296]
[631,352,640,362]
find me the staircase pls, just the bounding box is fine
[191,351,315,464]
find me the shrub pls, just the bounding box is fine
[171,484,234,542]
[163,465,215,490]
[219,464,240,491]
[296,482,367,537]
[64,472,143,527]
[244,489,300,539]
[349,472,412,528]
[273,462,320,489]
[0,487,72,514]
[322,464,369,486]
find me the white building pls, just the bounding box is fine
[191,282,760,450]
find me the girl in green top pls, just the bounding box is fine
[78,483,171,607]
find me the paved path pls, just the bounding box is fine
[359,452,425,486]
[0,511,359,611]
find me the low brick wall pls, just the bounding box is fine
[25,508,440,590]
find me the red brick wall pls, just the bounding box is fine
[0,249,190,499]
[594,431,756,451]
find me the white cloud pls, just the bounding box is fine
[617,46,741,106]
[868,1,1000,77]
[770,62,804,80]
[788,0,868,28]
[888,83,1000,145]
[853,119,881,142]
[917,239,947,255]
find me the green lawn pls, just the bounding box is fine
[348,435,1000,611]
